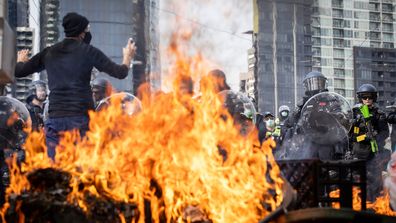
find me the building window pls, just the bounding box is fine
[354,1,369,10]
[334,79,345,88]
[346,79,354,88]
[345,69,353,77]
[334,59,345,68]
[344,10,352,18]
[383,23,393,32]
[335,89,346,96]
[344,30,353,38]
[321,58,332,66]
[346,90,354,97]
[334,49,344,58]
[333,29,343,37]
[383,33,393,42]
[322,38,332,46]
[334,69,345,77]
[354,11,369,19]
[369,22,380,31]
[360,69,372,79]
[333,9,343,18]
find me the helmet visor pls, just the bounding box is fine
[304,77,327,92]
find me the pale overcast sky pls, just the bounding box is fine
[159,0,253,91]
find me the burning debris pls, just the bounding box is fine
[1,35,284,223]
[4,168,138,223]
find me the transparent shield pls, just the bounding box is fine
[218,90,257,124]
[96,92,142,116]
[299,92,352,142]
[0,96,31,149]
[279,92,352,160]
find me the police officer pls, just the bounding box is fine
[387,102,396,152]
[349,83,389,201]
[0,97,30,205]
[26,80,47,131]
[91,77,112,108]
[282,71,328,148]
[283,71,328,133]
[262,112,282,151]
[278,105,290,125]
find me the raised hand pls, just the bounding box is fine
[17,49,30,63]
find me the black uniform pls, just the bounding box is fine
[26,100,44,131]
[387,110,396,152]
[349,83,390,201]
[349,104,389,160]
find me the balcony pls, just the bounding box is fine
[382,18,394,23]
[332,4,343,8]
[369,16,380,21]
[369,5,380,11]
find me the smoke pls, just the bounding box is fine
[159,0,253,91]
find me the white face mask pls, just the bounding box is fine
[281,111,289,117]
[265,119,275,130]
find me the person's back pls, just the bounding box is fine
[15,12,136,159]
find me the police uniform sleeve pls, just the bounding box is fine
[375,111,390,145]
[15,48,48,78]
[388,112,396,124]
[90,46,129,79]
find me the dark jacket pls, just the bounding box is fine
[15,39,129,118]
[26,101,44,131]
[349,104,389,159]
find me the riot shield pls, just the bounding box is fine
[96,92,142,116]
[279,92,352,160]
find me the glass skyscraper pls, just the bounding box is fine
[312,0,396,105]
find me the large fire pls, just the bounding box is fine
[3,34,283,223]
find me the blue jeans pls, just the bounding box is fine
[44,115,89,160]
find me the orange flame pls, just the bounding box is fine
[5,35,283,222]
[330,188,396,216]
[367,193,396,216]
[329,187,363,211]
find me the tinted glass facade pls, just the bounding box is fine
[354,46,396,108]
[256,0,312,114]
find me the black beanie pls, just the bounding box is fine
[62,12,89,37]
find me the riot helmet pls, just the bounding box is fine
[356,83,377,102]
[263,111,275,131]
[263,111,274,120]
[28,80,47,103]
[219,90,256,136]
[0,97,31,150]
[278,105,290,120]
[96,92,142,116]
[91,77,112,106]
[303,71,328,96]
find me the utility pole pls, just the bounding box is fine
[131,0,161,96]
[131,0,147,95]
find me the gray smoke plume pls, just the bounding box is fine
[159,0,253,91]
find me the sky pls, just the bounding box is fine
[158,0,253,91]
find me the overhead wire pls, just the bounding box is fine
[151,5,252,42]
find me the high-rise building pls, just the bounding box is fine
[40,0,59,49]
[0,0,16,95]
[312,0,396,105]
[13,27,34,101]
[253,0,396,111]
[354,46,396,107]
[255,0,312,114]
[7,0,29,29]
[6,0,32,99]
[42,0,161,94]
